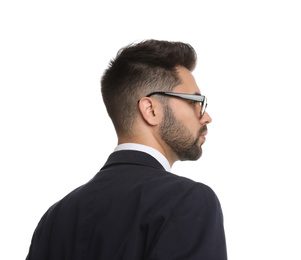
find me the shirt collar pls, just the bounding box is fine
[114,143,171,172]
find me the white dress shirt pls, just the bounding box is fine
[114,143,171,172]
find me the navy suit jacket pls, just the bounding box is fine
[26,150,227,259]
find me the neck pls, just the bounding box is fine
[117,136,177,167]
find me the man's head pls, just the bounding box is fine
[101,40,212,165]
[101,40,197,137]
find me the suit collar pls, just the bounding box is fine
[114,143,171,171]
[101,150,166,171]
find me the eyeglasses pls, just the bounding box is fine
[139,91,208,116]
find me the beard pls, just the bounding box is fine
[159,105,207,161]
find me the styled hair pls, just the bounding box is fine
[101,39,197,136]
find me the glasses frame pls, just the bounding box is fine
[139,91,208,116]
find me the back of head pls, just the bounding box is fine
[101,39,197,137]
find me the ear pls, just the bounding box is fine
[138,97,163,126]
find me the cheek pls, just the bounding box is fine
[178,106,200,125]
[172,100,192,117]
[170,101,200,127]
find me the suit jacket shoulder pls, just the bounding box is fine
[26,150,227,260]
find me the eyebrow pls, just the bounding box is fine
[194,92,201,96]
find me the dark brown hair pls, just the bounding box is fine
[101,39,197,136]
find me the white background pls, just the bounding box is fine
[1,0,300,259]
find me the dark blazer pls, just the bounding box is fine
[26,150,227,260]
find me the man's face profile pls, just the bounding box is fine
[158,67,211,161]
[159,104,206,161]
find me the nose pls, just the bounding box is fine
[200,111,212,125]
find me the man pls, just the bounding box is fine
[26,40,227,259]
